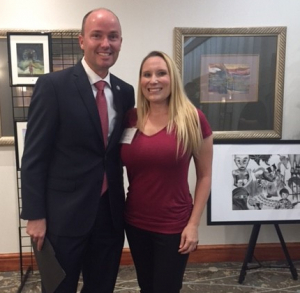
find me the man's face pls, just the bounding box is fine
[79,10,122,78]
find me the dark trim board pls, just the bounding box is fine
[1,243,300,272]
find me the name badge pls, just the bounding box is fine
[120,128,137,144]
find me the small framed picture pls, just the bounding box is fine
[7,32,52,86]
[15,121,27,170]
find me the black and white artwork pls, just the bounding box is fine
[208,141,300,225]
[232,154,300,211]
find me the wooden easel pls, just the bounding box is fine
[238,223,298,284]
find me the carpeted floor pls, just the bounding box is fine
[1,261,300,292]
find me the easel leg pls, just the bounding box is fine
[238,224,261,284]
[274,224,298,280]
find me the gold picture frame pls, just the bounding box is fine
[174,27,287,140]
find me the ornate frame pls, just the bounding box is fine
[174,27,287,140]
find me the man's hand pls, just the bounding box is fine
[26,219,46,251]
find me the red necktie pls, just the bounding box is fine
[95,80,108,195]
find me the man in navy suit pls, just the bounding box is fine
[21,8,135,292]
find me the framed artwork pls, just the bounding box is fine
[200,54,259,103]
[207,140,300,225]
[14,121,27,170]
[7,32,52,86]
[174,27,287,139]
[0,29,82,146]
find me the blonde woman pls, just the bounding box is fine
[121,51,213,293]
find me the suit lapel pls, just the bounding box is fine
[107,75,124,151]
[73,63,104,143]
[72,64,125,150]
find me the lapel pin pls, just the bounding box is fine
[116,85,121,91]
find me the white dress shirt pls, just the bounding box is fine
[81,57,117,140]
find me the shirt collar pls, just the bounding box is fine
[81,57,111,87]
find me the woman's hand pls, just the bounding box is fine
[178,223,198,254]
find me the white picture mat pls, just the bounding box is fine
[9,34,50,85]
[210,143,300,223]
[16,121,27,169]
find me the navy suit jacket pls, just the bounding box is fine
[21,61,135,237]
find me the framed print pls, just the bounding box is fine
[200,54,259,103]
[15,121,27,170]
[0,33,14,145]
[207,140,300,225]
[7,32,52,86]
[174,27,287,139]
[0,29,81,146]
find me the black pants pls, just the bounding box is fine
[125,223,189,293]
[43,192,124,293]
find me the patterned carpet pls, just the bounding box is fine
[1,261,300,292]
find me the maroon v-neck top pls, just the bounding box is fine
[121,108,212,234]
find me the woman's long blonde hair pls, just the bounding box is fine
[136,51,203,157]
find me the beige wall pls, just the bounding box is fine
[1,0,300,253]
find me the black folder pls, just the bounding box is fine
[32,237,66,293]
